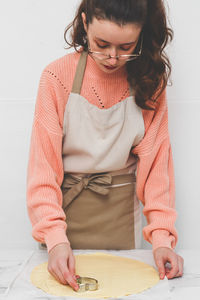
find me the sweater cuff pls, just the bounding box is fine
[44,228,70,253]
[152,229,176,251]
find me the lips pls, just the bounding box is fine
[103,65,117,70]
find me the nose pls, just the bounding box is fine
[108,57,118,65]
[107,47,118,65]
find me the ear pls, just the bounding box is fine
[81,12,88,33]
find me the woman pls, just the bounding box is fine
[27,0,184,291]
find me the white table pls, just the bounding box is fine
[0,249,199,300]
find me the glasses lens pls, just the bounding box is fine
[118,55,138,61]
[90,53,108,60]
[118,56,128,61]
[125,56,139,61]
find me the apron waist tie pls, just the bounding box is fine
[62,173,112,209]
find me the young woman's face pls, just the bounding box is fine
[82,13,142,74]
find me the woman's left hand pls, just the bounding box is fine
[153,247,184,280]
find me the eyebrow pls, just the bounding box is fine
[95,37,136,45]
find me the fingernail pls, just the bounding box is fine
[160,273,164,279]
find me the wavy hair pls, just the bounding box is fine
[64,0,173,111]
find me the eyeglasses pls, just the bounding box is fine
[88,35,143,62]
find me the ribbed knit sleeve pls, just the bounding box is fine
[26,68,70,252]
[133,89,178,251]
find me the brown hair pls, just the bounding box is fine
[64,0,173,111]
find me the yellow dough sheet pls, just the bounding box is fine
[30,252,160,299]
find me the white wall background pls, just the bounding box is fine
[0,0,199,251]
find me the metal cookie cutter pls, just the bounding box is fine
[76,276,98,292]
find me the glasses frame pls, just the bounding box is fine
[88,35,143,62]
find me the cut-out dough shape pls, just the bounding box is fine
[30,252,160,298]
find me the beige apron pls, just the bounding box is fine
[39,51,145,250]
[60,51,145,250]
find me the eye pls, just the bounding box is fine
[119,44,135,51]
[120,46,132,51]
[96,42,108,49]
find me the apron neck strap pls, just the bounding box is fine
[129,86,134,97]
[71,51,88,94]
[71,50,134,97]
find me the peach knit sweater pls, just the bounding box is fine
[26,51,178,252]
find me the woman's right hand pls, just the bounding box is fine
[48,242,79,291]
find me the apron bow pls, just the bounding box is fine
[62,173,112,209]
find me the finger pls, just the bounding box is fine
[165,254,179,279]
[165,266,171,274]
[53,269,67,285]
[178,255,184,276]
[48,263,67,285]
[68,252,76,279]
[155,257,166,280]
[64,271,79,291]
[174,255,184,278]
[59,262,79,291]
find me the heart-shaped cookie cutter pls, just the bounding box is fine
[76,276,98,292]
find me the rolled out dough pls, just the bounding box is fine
[30,252,160,298]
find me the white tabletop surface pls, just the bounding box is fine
[0,249,199,300]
